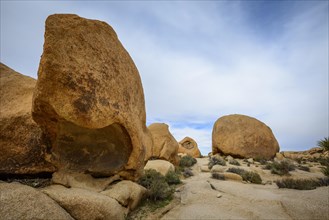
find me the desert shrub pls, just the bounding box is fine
[208,156,226,169]
[297,165,310,172]
[179,155,197,168]
[229,159,241,166]
[138,169,173,201]
[318,157,329,166]
[226,167,262,184]
[211,172,225,180]
[317,137,329,151]
[265,160,296,176]
[276,177,329,190]
[182,168,194,178]
[254,156,268,165]
[165,170,181,185]
[321,166,329,177]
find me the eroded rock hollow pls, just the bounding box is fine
[32,14,151,180]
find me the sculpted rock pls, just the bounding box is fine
[178,137,201,158]
[42,185,127,220]
[0,63,55,175]
[52,171,120,192]
[144,159,175,176]
[212,114,279,160]
[32,14,151,180]
[101,180,146,210]
[0,182,73,220]
[146,123,179,164]
[222,172,243,182]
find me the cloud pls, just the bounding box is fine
[1,1,328,155]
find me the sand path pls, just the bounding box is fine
[161,158,329,219]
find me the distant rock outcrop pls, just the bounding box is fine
[32,14,151,180]
[281,147,328,161]
[212,114,279,159]
[145,123,179,164]
[0,63,55,175]
[178,137,202,158]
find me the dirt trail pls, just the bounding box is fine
[161,158,329,220]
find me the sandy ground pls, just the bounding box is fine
[156,157,329,220]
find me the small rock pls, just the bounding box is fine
[211,165,226,173]
[216,193,222,198]
[247,158,254,163]
[144,159,175,176]
[200,165,210,172]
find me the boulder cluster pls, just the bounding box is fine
[1,13,282,219]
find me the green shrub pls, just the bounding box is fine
[179,155,197,168]
[165,170,181,185]
[297,165,310,172]
[211,173,225,180]
[317,137,329,151]
[226,167,262,184]
[208,156,226,169]
[318,157,329,166]
[276,177,329,190]
[254,156,268,165]
[138,169,174,201]
[265,160,296,176]
[229,159,240,166]
[182,168,194,178]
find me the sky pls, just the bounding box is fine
[1,1,328,155]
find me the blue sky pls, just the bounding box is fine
[1,1,328,155]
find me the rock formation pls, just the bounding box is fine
[281,147,328,161]
[144,159,175,176]
[0,63,55,175]
[212,114,279,159]
[32,14,151,180]
[145,123,179,164]
[178,137,201,158]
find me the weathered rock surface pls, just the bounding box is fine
[0,63,55,175]
[144,159,175,176]
[0,182,73,220]
[42,185,127,220]
[282,147,328,161]
[222,172,243,182]
[32,14,151,180]
[146,123,179,164]
[212,114,279,159]
[52,171,120,192]
[178,137,201,158]
[101,180,146,210]
[211,165,226,173]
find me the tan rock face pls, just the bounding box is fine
[0,63,55,174]
[146,123,179,164]
[282,147,327,161]
[212,114,279,159]
[178,137,202,158]
[0,182,73,220]
[144,159,175,176]
[32,14,151,180]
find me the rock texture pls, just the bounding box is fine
[144,159,175,176]
[42,185,127,220]
[52,171,120,192]
[32,14,151,180]
[0,182,73,220]
[212,114,279,159]
[101,180,146,210]
[178,137,201,158]
[282,147,328,161]
[146,123,179,164]
[0,63,55,175]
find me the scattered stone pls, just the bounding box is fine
[0,63,55,175]
[216,193,222,198]
[212,114,279,159]
[144,159,175,176]
[222,172,243,182]
[0,182,73,220]
[178,137,202,158]
[32,14,152,180]
[42,185,127,220]
[275,152,285,161]
[146,123,179,164]
[52,171,120,192]
[226,155,234,162]
[211,165,226,173]
[247,158,254,164]
[101,180,146,210]
[200,165,210,172]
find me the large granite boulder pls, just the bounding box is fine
[178,137,202,158]
[212,114,279,159]
[0,63,55,175]
[144,159,175,176]
[146,123,179,164]
[42,185,127,220]
[0,182,73,220]
[32,14,151,180]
